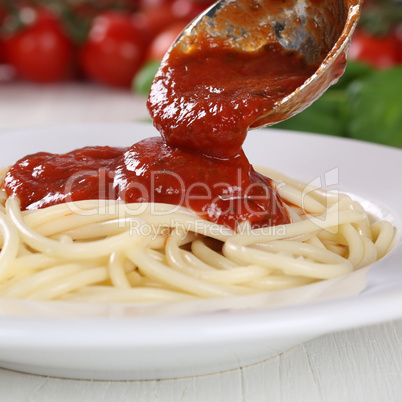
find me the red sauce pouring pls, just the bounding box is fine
[148,37,318,158]
[4,4,327,230]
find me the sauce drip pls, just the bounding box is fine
[148,39,318,158]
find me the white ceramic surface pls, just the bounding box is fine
[0,123,401,380]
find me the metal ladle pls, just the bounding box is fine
[168,0,362,128]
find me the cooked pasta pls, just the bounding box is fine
[0,166,395,303]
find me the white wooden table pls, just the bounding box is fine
[0,82,401,402]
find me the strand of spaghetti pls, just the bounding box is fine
[126,270,142,287]
[6,196,142,259]
[316,229,346,246]
[32,210,127,236]
[133,270,181,290]
[300,197,352,236]
[276,183,327,214]
[143,248,217,289]
[165,229,269,284]
[143,248,218,289]
[256,166,344,206]
[321,241,347,258]
[7,254,65,276]
[27,203,145,234]
[0,210,20,281]
[1,263,93,298]
[51,234,73,243]
[252,240,349,264]
[191,239,240,270]
[181,248,269,284]
[350,201,372,239]
[0,168,7,181]
[145,248,167,263]
[143,248,215,289]
[285,205,304,222]
[22,200,106,227]
[66,219,170,253]
[358,236,378,268]
[9,254,107,274]
[61,286,196,303]
[22,200,165,228]
[181,250,221,271]
[0,271,32,293]
[371,221,395,259]
[126,246,248,298]
[33,204,169,237]
[238,219,322,246]
[306,235,327,249]
[122,204,232,238]
[36,200,233,242]
[245,274,315,290]
[145,214,233,241]
[228,209,366,246]
[339,223,364,268]
[66,218,139,240]
[108,251,132,288]
[223,241,353,279]
[16,243,32,256]
[109,201,200,220]
[27,266,109,300]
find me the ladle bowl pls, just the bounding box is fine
[170,0,362,128]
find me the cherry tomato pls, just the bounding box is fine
[131,4,176,44]
[349,28,399,70]
[133,0,212,43]
[171,0,213,21]
[80,12,147,88]
[146,21,188,61]
[137,0,175,10]
[394,24,402,63]
[72,1,139,20]
[0,6,7,64]
[0,38,5,64]
[3,9,75,83]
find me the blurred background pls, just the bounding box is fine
[0,0,401,146]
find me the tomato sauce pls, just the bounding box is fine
[4,138,288,229]
[148,38,318,158]
[3,2,328,230]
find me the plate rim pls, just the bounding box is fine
[0,122,401,347]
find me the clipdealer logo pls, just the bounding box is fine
[300,167,340,231]
[62,167,283,215]
[61,166,341,235]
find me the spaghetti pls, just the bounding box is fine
[0,166,395,302]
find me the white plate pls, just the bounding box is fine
[0,123,401,381]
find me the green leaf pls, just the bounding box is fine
[132,61,161,96]
[272,90,349,136]
[346,67,402,147]
[271,61,374,136]
[331,60,374,90]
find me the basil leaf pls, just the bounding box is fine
[272,90,348,136]
[331,60,374,90]
[346,67,402,147]
[133,61,161,96]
